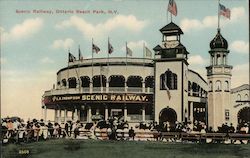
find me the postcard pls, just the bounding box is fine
[1,0,249,158]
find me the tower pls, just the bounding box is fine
[206,28,233,131]
[153,22,189,124]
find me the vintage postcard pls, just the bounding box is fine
[1,0,249,158]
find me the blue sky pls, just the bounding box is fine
[1,0,249,119]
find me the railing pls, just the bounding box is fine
[44,87,153,96]
[109,87,125,92]
[2,128,250,144]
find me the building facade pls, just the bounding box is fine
[42,21,249,130]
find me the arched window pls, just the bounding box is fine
[127,76,143,87]
[80,76,90,87]
[62,79,67,87]
[237,94,241,101]
[244,94,249,101]
[109,75,125,87]
[209,81,213,91]
[215,80,221,91]
[68,77,77,88]
[160,69,177,90]
[224,81,229,91]
[93,75,106,87]
[160,74,165,90]
[145,76,154,88]
[217,54,221,65]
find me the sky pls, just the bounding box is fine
[0,0,249,120]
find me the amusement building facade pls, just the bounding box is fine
[42,20,250,131]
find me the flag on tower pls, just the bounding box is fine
[92,43,100,53]
[108,41,114,54]
[168,0,177,16]
[68,52,76,62]
[145,46,152,58]
[78,46,83,60]
[126,44,133,56]
[164,74,171,100]
[219,3,230,19]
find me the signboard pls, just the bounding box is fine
[43,93,153,104]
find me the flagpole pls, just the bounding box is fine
[126,42,128,70]
[107,37,110,74]
[92,38,94,79]
[67,48,70,92]
[77,45,81,91]
[143,42,145,66]
[100,65,103,91]
[170,12,172,22]
[218,0,220,30]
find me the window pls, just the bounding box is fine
[160,69,177,90]
[224,81,229,91]
[109,75,125,87]
[237,94,241,101]
[209,81,213,91]
[62,79,67,87]
[68,77,77,88]
[245,94,249,101]
[145,76,154,88]
[80,76,90,87]
[127,76,143,87]
[93,75,106,87]
[215,80,221,91]
[225,109,229,121]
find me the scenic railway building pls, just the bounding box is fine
[42,14,250,131]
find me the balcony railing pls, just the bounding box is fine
[44,87,153,96]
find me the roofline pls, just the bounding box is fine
[188,69,207,84]
[57,57,154,75]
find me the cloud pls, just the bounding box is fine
[230,40,249,54]
[180,7,245,32]
[51,38,74,50]
[121,40,148,55]
[40,57,54,64]
[2,18,43,42]
[232,63,249,88]
[55,15,147,38]
[188,55,208,65]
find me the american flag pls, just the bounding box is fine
[78,46,83,60]
[92,43,100,54]
[164,74,171,100]
[168,0,177,16]
[219,3,230,19]
[108,41,114,54]
[68,52,76,62]
[126,45,133,56]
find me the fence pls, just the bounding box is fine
[2,128,250,144]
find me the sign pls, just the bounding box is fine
[43,93,153,104]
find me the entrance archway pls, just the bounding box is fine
[238,107,250,124]
[159,108,177,124]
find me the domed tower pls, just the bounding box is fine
[206,28,233,131]
[153,22,189,124]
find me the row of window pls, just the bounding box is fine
[209,80,229,91]
[58,75,154,88]
[188,81,207,97]
[237,94,249,101]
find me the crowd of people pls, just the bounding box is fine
[1,116,249,144]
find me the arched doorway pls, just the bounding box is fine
[159,108,177,124]
[238,107,250,124]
